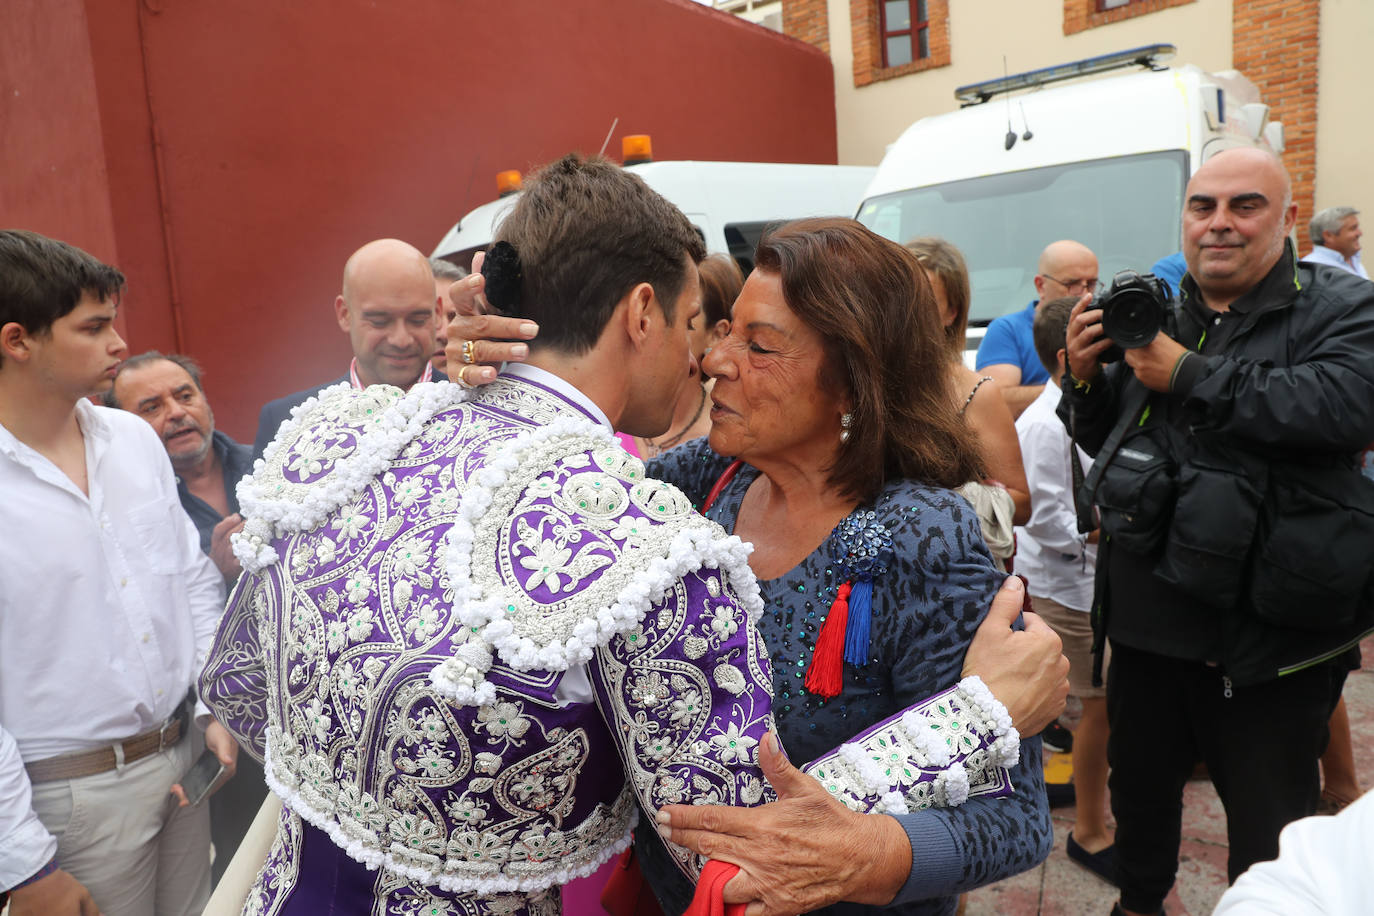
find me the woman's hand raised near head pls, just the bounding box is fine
[963,575,1070,736]
[442,250,540,386]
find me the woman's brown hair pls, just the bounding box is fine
[905,236,972,362]
[754,218,986,503]
[698,253,745,328]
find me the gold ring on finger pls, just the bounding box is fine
[455,364,476,389]
[461,339,477,365]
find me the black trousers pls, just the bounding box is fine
[1105,641,1344,913]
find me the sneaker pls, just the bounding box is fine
[1042,720,1074,754]
[1066,832,1115,885]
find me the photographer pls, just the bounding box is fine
[1058,148,1374,916]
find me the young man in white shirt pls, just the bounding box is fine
[0,230,232,916]
[1014,295,1114,883]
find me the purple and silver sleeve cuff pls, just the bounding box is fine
[801,675,1020,815]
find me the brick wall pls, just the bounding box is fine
[1063,0,1195,36]
[782,0,829,53]
[849,0,951,87]
[1233,0,1320,222]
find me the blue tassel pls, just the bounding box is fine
[843,578,873,667]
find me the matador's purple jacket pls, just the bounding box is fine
[200,371,1020,916]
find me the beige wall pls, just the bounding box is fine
[1314,0,1374,219]
[828,0,1234,166]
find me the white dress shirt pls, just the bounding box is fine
[1302,245,1369,279]
[1013,383,1097,611]
[0,401,224,886]
[501,361,614,429]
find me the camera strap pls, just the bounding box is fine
[1072,379,1152,534]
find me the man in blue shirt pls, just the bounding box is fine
[1149,252,1187,296]
[976,240,1098,417]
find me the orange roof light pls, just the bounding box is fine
[496,170,523,197]
[622,135,653,165]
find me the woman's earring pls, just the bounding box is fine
[840,413,853,443]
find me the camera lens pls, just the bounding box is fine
[1103,290,1160,349]
[1099,272,1166,354]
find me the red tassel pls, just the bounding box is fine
[805,582,852,699]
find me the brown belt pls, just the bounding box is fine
[24,703,189,783]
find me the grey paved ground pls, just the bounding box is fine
[964,636,1374,915]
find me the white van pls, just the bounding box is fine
[855,45,1283,354]
[432,159,877,272]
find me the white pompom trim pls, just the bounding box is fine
[955,675,1020,766]
[934,763,970,807]
[877,791,910,816]
[431,416,762,704]
[232,381,469,572]
[899,710,952,769]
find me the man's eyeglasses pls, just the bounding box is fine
[1040,274,1102,295]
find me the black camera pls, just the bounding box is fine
[1096,270,1172,363]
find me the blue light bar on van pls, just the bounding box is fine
[955,44,1177,106]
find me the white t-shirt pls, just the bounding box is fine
[1214,789,1374,914]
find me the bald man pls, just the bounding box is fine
[1060,148,1374,915]
[253,239,447,458]
[977,240,1099,417]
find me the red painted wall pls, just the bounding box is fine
[1,0,121,266]
[4,0,835,440]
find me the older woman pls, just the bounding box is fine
[454,218,1058,916]
[642,220,1050,916]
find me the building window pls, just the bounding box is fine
[880,1,928,68]
[851,0,949,87]
[1065,0,1196,35]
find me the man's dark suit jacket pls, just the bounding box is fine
[252,370,448,460]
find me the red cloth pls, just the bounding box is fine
[684,860,747,916]
[599,847,665,916]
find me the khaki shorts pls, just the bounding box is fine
[1031,594,1109,699]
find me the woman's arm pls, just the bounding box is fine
[656,565,1059,914]
[962,578,1069,736]
[878,488,1052,900]
[961,373,1032,525]
[660,728,1048,915]
[887,731,1050,902]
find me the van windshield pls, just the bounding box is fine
[856,151,1188,326]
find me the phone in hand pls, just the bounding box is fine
[179,748,226,807]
